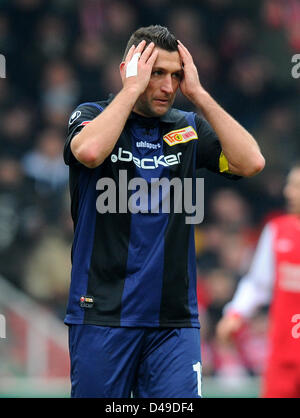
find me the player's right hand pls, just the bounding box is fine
[120,40,159,96]
[216,313,244,344]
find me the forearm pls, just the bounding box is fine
[225,225,274,318]
[191,90,265,176]
[71,41,158,169]
[224,276,266,319]
[71,86,139,168]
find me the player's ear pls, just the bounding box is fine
[120,61,126,84]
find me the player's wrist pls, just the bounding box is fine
[121,84,142,99]
[226,310,244,321]
[187,87,210,108]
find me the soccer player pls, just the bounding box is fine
[216,163,300,398]
[64,25,265,398]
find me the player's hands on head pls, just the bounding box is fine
[177,40,205,102]
[120,40,159,96]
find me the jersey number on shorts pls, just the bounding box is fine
[193,361,202,397]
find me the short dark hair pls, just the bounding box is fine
[122,25,178,61]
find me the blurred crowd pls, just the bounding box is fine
[0,0,299,380]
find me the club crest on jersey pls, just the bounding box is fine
[163,126,198,146]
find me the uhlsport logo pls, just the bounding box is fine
[136,141,161,150]
[68,110,81,125]
[0,314,6,339]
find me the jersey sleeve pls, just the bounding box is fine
[224,224,275,319]
[194,114,241,180]
[64,103,103,166]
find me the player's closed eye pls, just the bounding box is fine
[172,73,182,80]
[152,70,163,76]
[152,70,182,80]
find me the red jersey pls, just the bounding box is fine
[268,214,300,363]
[225,214,300,364]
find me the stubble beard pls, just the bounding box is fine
[134,96,172,118]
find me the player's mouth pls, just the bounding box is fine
[153,98,169,105]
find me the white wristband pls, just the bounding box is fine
[126,52,141,78]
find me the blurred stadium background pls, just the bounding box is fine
[0,0,299,398]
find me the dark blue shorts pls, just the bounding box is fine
[68,325,202,398]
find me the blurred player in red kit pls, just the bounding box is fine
[217,163,300,397]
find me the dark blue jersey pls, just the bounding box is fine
[64,95,239,328]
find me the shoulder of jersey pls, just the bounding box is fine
[68,101,107,127]
[270,214,297,228]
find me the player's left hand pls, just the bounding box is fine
[177,40,205,102]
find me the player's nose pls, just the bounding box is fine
[161,74,174,95]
